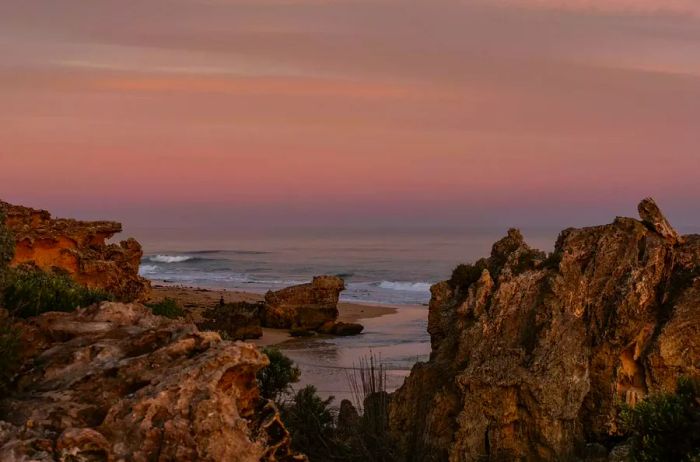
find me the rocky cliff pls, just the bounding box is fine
[0,201,150,301]
[388,198,700,461]
[0,302,305,461]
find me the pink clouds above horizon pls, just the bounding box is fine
[0,0,699,228]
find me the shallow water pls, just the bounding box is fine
[274,306,430,403]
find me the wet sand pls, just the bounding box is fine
[148,284,430,402]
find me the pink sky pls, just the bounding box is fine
[1,0,698,229]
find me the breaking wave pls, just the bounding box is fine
[147,255,194,263]
[377,281,432,292]
[139,264,159,275]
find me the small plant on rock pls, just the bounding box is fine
[145,297,184,319]
[621,376,700,462]
[2,266,112,318]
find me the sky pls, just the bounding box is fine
[1,0,699,230]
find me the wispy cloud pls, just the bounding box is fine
[492,0,700,16]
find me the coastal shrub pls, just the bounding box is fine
[257,347,301,401]
[621,377,700,462]
[346,354,396,462]
[0,316,21,394]
[512,249,546,275]
[2,266,112,318]
[449,259,488,290]
[145,297,184,319]
[283,385,341,460]
[542,250,563,271]
[0,208,14,289]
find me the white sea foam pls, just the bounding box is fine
[139,264,159,275]
[148,255,193,263]
[377,281,432,292]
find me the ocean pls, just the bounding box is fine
[133,226,558,306]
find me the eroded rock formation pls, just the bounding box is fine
[389,198,700,461]
[0,201,150,301]
[199,301,264,340]
[262,276,346,331]
[0,302,305,461]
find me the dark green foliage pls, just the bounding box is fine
[346,355,395,461]
[449,259,488,290]
[542,250,563,270]
[283,385,341,461]
[0,316,21,394]
[512,249,545,275]
[2,266,112,318]
[145,297,185,319]
[621,377,700,462]
[257,347,301,401]
[0,208,14,288]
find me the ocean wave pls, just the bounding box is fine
[139,264,159,275]
[147,255,194,263]
[377,281,432,292]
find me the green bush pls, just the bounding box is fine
[0,316,21,394]
[145,297,184,319]
[0,208,14,289]
[2,266,112,318]
[257,347,301,401]
[283,385,340,460]
[621,377,700,462]
[449,259,488,290]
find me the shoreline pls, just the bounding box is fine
[147,283,405,346]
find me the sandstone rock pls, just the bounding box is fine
[638,197,683,245]
[199,301,264,340]
[331,322,364,336]
[389,198,700,461]
[262,276,345,330]
[0,302,304,461]
[316,320,364,336]
[0,201,150,301]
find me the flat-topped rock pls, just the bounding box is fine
[262,276,345,330]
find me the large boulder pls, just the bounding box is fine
[0,201,150,301]
[0,302,305,461]
[389,198,700,461]
[262,276,345,330]
[198,301,264,340]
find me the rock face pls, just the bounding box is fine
[388,199,700,461]
[262,276,345,330]
[0,201,150,301]
[199,301,264,340]
[0,302,304,461]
